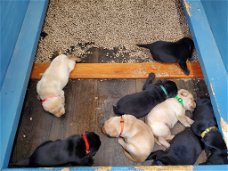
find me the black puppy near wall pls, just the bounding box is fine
[191,98,228,164]
[15,132,101,167]
[137,37,194,75]
[113,73,177,118]
[146,128,203,165]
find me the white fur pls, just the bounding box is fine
[102,115,154,162]
[37,54,80,117]
[146,89,196,148]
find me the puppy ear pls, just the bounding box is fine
[179,89,189,97]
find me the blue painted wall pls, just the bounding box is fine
[0,0,48,169]
[182,0,228,141]
[201,0,228,72]
[0,0,29,89]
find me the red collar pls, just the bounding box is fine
[119,116,125,137]
[38,95,59,104]
[82,132,90,154]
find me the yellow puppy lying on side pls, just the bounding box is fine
[37,54,81,117]
[146,89,196,148]
[102,114,154,162]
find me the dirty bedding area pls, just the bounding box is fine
[36,0,197,63]
[10,79,208,166]
[10,0,208,167]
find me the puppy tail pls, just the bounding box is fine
[113,105,122,115]
[68,55,82,62]
[137,44,150,49]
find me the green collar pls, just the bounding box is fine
[175,95,184,107]
[160,85,169,98]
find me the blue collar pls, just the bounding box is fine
[160,85,169,98]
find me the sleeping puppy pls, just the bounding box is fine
[113,73,177,118]
[200,150,228,164]
[146,89,196,148]
[15,132,101,167]
[137,37,194,75]
[37,54,81,117]
[147,128,203,165]
[102,115,154,162]
[191,98,228,164]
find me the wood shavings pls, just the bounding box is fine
[35,0,197,63]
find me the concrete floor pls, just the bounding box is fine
[35,0,197,63]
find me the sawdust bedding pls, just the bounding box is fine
[35,0,198,63]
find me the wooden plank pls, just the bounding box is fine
[30,62,203,79]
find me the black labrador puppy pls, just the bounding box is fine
[191,98,228,164]
[15,132,101,167]
[146,128,203,165]
[137,37,194,75]
[201,150,228,165]
[113,73,177,118]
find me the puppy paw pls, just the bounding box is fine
[183,123,191,127]
[183,69,190,75]
[167,135,174,141]
[187,117,194,125]
[118,138,125,144]
[148,73,155,79]
[158,137,170,149]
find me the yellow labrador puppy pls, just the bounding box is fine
[146,89,196,148]
[102,114,154,162]
[37,54,81,117]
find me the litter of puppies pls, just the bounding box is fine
[14,37,227,167]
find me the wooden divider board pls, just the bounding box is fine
[30,62,203,79]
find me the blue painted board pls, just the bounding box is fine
[0,0,227,170]
[201,0,228,72]
[0,0,48,169]
[1,165,228,171]
[181,1,228,170]
[0,0,29,88]
[182,0,228,128]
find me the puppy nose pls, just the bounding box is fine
[56,113,64,117]
[55,109,65,117]
[62,108,65,114]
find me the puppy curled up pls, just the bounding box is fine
[191,98,228,164]
[113,73,178,118]
[146,128,203,165]
[15,132,101,167]
[102,115,154,162]
[137,37,194,75]
[37,54,81,117]
[146,89,196,148]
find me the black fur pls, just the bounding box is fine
[15,132,101,167]
[191,98,228,164]
[137,37,194,75]
[200,150,228,165]
[146,128,202,165]
[113,73,177,118]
